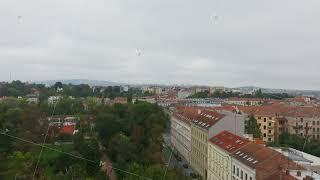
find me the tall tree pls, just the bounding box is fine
[245,115,262,138]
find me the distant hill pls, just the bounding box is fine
[33,79,126,87]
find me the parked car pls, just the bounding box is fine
[177,156,182,162]
[190,173,198,179]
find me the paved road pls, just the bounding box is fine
[101,154,117,180]
[99,143,117,180]
[162,133,197,179]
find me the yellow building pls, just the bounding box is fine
[184,107,246,180]
[191,124,209,179]
[255,115,278,142]
[207,131,250,180]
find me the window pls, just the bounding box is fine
[269,117,272,120]
[269,130,272,134]
[318,121,320,125]
[301,118,303,122]
[245,173,248,180]
[264,118,267,122]
[263,125,266,130]
[250,177,252,180]
[263,133,266,137]
[300,133,303,136]
[268,122,272,126]
[313,121,316,125]
[258,123,261,127]
[318,128,319,132]
[268,138,272,141]
[237,168,239,176]
[241,171,243,179]
[314,128,316,132]
[233,165,235,174]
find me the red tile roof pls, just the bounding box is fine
[238,104,320,118]
[175,106,225,129]
[263,171,298,180]
[232,143,304,180]
[209,131,250,154]
[61,125,75,135]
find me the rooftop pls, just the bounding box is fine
[209,131,250,154]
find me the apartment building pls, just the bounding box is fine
[283,107,320,140]
[255,114,278,142]
[170,110,192,163]
[231,142,303,180]
[209,86,225,94]
[188,108,246,179]
[239,105,320,142]
[225,98,265,106]
[207,131,250,180]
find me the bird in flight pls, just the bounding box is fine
[210,14,219,22]
[136,48,142,56]
[17,16,22,23]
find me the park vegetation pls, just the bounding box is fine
[0,81,187,180]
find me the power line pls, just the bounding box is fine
[1,132,153,180]
[162,149,173,180]
[33,100,58,179]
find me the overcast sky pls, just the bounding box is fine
[0,0,319,89]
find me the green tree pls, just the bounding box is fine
[245,115,262,138]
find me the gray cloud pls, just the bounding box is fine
[0,0,320,89]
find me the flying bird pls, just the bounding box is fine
[17,16,23,23]
[210,14,219,22]
[136,48,142,56]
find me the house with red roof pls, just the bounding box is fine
[231,142,303,180]
[187,106,246,179]
[207,131,250,180]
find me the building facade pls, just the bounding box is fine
[190,108,246,179]
[207,131,250,180]
[191,124,209,179]
[170,113,191,163]
[255,114,278,142]
[231,142,303,180]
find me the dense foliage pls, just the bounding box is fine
[188,89,293,99]
[268,133,320,157]
[95,102,186,179]
[0,97,104,179]
[0,87,186,180]
[245,115,262,138]
[0,81,146,100]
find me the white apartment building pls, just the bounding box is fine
[208,131,250,180]
[171,112,192,163]
[231,143,303,180]
[232,156,256,180]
